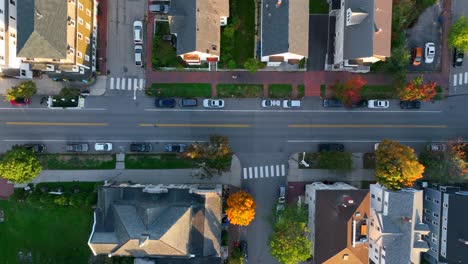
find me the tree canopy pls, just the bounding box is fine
[399,75,437,101]
[329,75,367,106]
[374,139,424,190]
[0,145,42,183]
[225,191,256,226]
[449,16,468,51]
[270,205,312,264]
[5,81,37,101]
[243,58,262,73]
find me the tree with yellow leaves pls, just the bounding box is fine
[375,139,424,190]
[225,191,256,226]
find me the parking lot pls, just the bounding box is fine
[107,0,147,77]
[406,4,442,72]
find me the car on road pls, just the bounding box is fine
[135,45,143,66]
[66,143,89,152]
[239,240,248,261]
[425,42,435,64]
[10,98,30,106]
[95,143,113,151]
[203,99,224,108]
[351,100,368,108]
[130,143,152,152]
[322,99,343,108]
[155,98,176,108]
[179,98,198,107]
[368,100,389,108]
[261,99,281,107]
[165,143,187,153]
[400,100,421,109]
[412,47,422,66]
[426,143,447,152]
[318,143,345,152]
[453,48,464,67]
[133,21,143,44]
[23,144,46,153]
[282,100,301,108]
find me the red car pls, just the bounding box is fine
[10,98,30,106]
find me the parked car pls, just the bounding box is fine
[95,143,113,151]
[412,47,422,66]
[130,143,152,152]
[282,100,301,108]
[239,240,248,261]
[351,100,368,108]
[278,185,286,203]
[133,21,143,44]
[261,99,281,107]
[453,48,464,67]
[203,99,224,108]
[368,100,389,108]
[66,143,89,152]
[322,99,343,108]
[425,42,435,64]
[23,144,46,153]
[165,143,187,153]
[179,98,198,107]
[10,98,30,106]
[400,100,421,109]
[135,45,143,66]
[155,98,176,108]
[149,1,170,13]
[426,143,447,152]
[318,143,345,152]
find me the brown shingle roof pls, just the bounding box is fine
[373,0,392,57]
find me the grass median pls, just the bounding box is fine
[217,84,263,98]
[37,154,115,170]
[125,153,194,169]
[146,83,212,97]
[268,84,292,99]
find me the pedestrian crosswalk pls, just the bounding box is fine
[108,77,145,91]
[242,164,286,179]
[452,72,468,86]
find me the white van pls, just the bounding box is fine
[133,21,143,44]
[135,45,143,66]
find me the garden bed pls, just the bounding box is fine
[152,21,183,68]
[37,154,115,170]
[268,84,292,99]
[217,84,263,98]
[145,83,212,97]
[125,154,194,169]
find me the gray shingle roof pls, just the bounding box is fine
[342,0,374,60]
[445,194,468,262]
[17,0,68,59]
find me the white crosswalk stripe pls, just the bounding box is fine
[454,74,457,86]
[453,72,468,87]
[459,73,463,85]
[116,78,120,90]
[122,78,126,90]
[128,78,132,90]
[139,79,145,90]
[242,164,287,179]
[465,72,468,84]
[134,78,139,90]
[108,76,146,92]
[110,77,115,90]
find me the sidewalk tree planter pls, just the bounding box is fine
[398,75,437,101]
[4,81,37,101]
[47,96,82,108]
[268,84,292,99]
[37,154,116,170]
[0,145,42,183]
[217,84,263,98]
[125,154,194,169]
[146,83,212,97]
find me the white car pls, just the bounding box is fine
[282,100,301,108]
[95,143,113,151]
[135,45,143,66]
[203,99,224,108]
[425,42,435,64]
[368,100,389,108]
[261,99,281,107]
[133,21,143,44]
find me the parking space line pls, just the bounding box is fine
[116,78,120,90]
[249,167,253,179]
[459,73,463,85]
[128,78,132,91]
[243,168,247,179]
[465,72,468,84]
[281,165,285,176]
[454,75,457,86]
[260,167,264,178]
[139,79,144,90]
[110,77,114,90]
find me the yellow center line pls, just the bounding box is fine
[5,122,108,126]
[139,123,252,128]
[288,124,448,128]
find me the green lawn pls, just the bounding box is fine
[217,84,263,98]
[125,154,194,169]
[145,83,212,97]
[361,85,396,99]
[309,0,328,14]
[320,84,326,98]
[268,84,292,99]
[0,200,93,263]
[297,85,305,98]
[37,154,115,170]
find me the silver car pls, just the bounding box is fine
[261,99,281,107]
[203,99,224,108]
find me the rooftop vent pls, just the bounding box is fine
[346,8,368,26]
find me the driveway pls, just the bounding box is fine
[406,4,442,72]
[307,15,329,71]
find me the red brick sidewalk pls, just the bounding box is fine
[96,0,108,74]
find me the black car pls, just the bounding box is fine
[453,48,464,67]
[322,99,343,108]
[180,98,198,107]
[318,143,345,152]
[239,240,248,261]
[400,100,421,109]
[130,143,152,152]
[155,98,176,108]
[23,144,46,153]
[351,100,368,108]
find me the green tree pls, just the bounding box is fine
[270,205,312,264]
[244,58,261,73]
[449,16,468,51]
[0,145,42,183]
[5,81,37,101]
[375,139,424,190]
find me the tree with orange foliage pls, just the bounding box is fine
[375,139,425,190]
[399,75,437,101]
[225,191,256,226]
[330,75,367,106]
